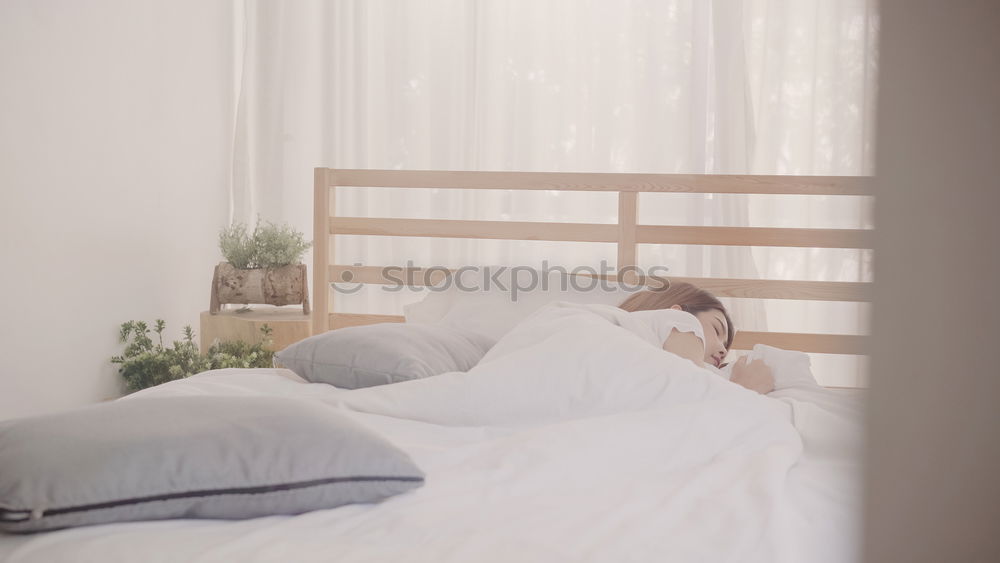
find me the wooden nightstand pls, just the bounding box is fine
[199,308,312,353]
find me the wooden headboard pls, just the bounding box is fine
[312,168,872,356]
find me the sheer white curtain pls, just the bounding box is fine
[232,0,877,385]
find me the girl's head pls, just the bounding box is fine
[619,282,735,367]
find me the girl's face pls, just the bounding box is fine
[670,305,730,368]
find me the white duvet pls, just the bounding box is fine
[0,304,864,563]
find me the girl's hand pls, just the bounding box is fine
[730,356,775,394]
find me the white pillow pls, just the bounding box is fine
[403,267,638,341]
[713,344,820,390]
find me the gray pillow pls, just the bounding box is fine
[275,322,495,389]
[0,396,423,533]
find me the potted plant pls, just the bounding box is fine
[210,219,312,314]
[112,320,274,391]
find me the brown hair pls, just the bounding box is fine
[618,281,735,351]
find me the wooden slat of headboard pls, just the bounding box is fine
[636,225,873,249]
[313,169,332,334]
[617,192,638,273]
[666,276,871,302]
[331,217,618,243]
[330,217,872,249]
[731,331,869,355]
[328,169,870,195]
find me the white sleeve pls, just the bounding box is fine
[627,309,706,348]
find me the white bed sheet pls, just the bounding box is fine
[0,305,864,563]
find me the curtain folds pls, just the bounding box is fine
[232,0,878,385]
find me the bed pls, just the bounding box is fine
[0,169,871,563]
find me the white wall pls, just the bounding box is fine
[0,1,234,419]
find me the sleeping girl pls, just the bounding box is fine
[619,282,775,395]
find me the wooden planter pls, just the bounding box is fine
[209,263,310,314]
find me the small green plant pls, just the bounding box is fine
[111,320,274,392]
[219,218,311,269]
[206,325,274,369]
